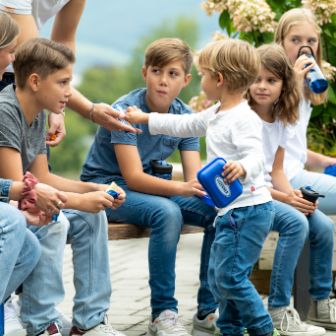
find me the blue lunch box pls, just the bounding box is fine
[197,157,243,208]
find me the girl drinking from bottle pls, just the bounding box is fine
[248,43,334,335]
[275,7,336,215]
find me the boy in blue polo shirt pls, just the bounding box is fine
[81,38,218,336]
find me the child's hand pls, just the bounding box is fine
[178,180,206,198]
[35,183,67,215]
[287,189,316,215]
[101,182,126,209]
[222,161,245,183]
[293,55,315,83]
[78,191,115,213]
[46,112,66,146]
[125,106,149,124]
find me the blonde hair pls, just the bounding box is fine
[13,38,75,88]
[0,12,19,49]
[274,7,327,105]
[248,44,300,125]
[144,38,193,74]
[198,39,260,92]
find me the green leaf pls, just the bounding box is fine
[219,10,232,35]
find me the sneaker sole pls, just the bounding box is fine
[276,330,325,336]
[5,331,26,336]
[306,320,336,331]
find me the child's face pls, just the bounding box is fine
[142,60,191,113]
[36,64,73,113]
[0,37,17,79]
[282,22,319,65]
[199,67,220,101]
[249,66,283,110]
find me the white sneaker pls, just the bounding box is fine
[191,313,218,336]
[147,310,191,336]
[270,306,326,336]
[307,298,336,330]
[4,298,25,336]
[4,295,71,336]
[69,316,126,335]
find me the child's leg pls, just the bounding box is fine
[308,210,334,300]
[0,203,40,302]
[268,200,309,308]
[290,170,336,215]
[208,203,274,336]
[106,185,182,320]
[171,195,217,317]
[64,210,111,330]
[20,212,69,335]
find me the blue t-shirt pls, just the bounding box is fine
[81,88,199,184]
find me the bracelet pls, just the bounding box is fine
[89,103,96,122]
[18,171,38,211]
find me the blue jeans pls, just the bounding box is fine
[104,182,217,319]
[208,202,275,336]
[290,169,336,215]
[0,203,40,302]
[20,210,111,335]
[269,200,333,307]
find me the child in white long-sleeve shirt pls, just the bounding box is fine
[126,39,277,336]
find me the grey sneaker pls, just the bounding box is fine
[147,310,191,336]
[191,313,218,336]
[269,306,325,335]
[307,299,336,330]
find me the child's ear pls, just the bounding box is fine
[141,66,147,81]
[183,73,192,87]
[28,73,41,92]
[217,72,224,87]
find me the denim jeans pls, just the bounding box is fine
[290,169,336,215]
[208,202,275,336]
[0,203,40,302]
[268,200,309,308]
[269,200,334,307]
[20,210,111,335]
[103,182,217,319]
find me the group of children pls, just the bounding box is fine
[1,5,336,336]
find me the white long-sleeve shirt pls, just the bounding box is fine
[149,100,271,215]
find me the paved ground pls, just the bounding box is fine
[59,233,336,336]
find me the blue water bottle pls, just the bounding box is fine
[0,303,4,336]
[297,46,328,94]
[324,164,336,177]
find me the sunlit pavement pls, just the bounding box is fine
[59,232,336,336]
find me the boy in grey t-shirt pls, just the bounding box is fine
[0,38,126,336]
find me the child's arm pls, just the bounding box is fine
[271,146,316,215]
[126,106,210,138]
[306,149,336,169]
[180,150,202,182]
[114,143,205,197]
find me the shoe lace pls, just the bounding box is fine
[328,299,336,322]
[157,312,188,336]
[280,307,302,332]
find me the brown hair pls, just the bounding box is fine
[0,12,19,49]
[274,7,327,105]
[248,43,300,125]
[144,38,193,74]
[13,38,75,88]
[197,39,260,92]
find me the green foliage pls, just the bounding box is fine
[215,1,336,156]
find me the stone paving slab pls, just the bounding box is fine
[58,233,336,336]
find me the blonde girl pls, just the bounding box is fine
[275,7,336,215]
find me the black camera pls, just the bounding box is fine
[150,160,173,180]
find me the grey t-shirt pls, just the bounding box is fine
[0,85,47,172]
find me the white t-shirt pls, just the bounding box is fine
[148,100,272,216]
[0,0,70,29]
[261,119,294,186]
[284,99,312,180]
